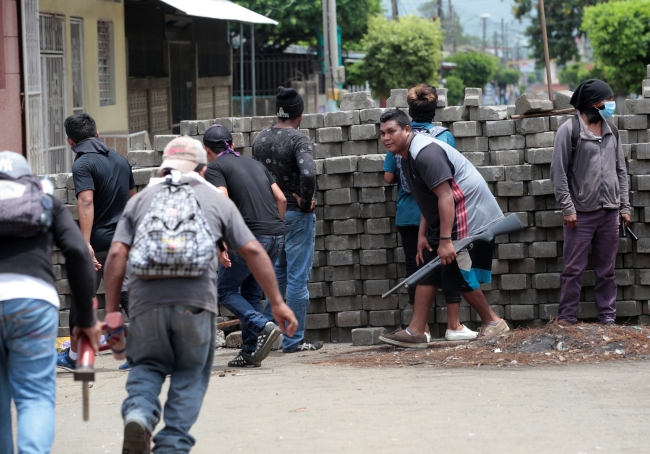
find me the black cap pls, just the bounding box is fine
[203,124,233,151]
[570,79,614,112]
[276,86,304,119]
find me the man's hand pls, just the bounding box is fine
[88,244,101,271]
[218,249,231,268]
[416,235,433,266]
[271,302,298,337]
[72,321,103,353]
[292,193,315,212]
[563,214,578,229]
[621,213,631,227]
[438,240,457,266]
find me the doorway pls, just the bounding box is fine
[170,42,194,133]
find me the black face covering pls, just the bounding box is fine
[583,105,604,124]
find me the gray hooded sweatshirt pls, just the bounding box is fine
[550,114,630,216]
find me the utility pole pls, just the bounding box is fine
[493,31,498,58]
[322,0,340,111]
[501,18,505,63]
[505,24,509,62]
[480,14,490,53]
[391,0,398,20]
[449,0,456,54]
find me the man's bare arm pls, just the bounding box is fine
[217,186,229,198]
[77,190,94,243]
[384,171,396,184]
[271,183,287,220]
[104,242,130,313]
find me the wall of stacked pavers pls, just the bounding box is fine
[47,68,650,339]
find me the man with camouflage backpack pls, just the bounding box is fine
[0,151,99,453]
[103,137,297,454]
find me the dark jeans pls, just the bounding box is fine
[217,235,284,353]
[558,209,619,323]
[122,306,215,453]
[397,226,461,305]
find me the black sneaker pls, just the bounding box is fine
[255,322,282,364]
[122,419,151,454]
[227,350,260,368]
[283,340,323,353]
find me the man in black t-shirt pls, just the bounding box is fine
[57,113,134,371]
[203,124,288,367]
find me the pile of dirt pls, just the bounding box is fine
[316,322,650,368]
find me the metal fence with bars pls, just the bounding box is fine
[233,53,320,97]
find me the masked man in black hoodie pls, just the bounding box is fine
[57,113,135,370]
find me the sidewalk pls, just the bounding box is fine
[51,344,650,453]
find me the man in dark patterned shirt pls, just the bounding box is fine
[253,87,320,352]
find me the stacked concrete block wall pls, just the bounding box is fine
[46,67,650,338]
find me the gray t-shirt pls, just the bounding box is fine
[113,176,255,318]
[402,134,503,241]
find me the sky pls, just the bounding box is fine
[380,0,531,47]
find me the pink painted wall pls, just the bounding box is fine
[0,0,23,154]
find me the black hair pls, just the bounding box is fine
[64,113,97,144]
[194,163,206,173]
[379,109,410,129]
[207,140,234,154]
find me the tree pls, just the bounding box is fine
[582,0,650,95]
[444,75,465,106]
[558,62,593,89]
[512,0,606,67]
[233,0,381,53]
[419,1,481,48]
[360,15,443,98]
[447,51,498,89]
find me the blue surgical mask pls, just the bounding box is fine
[599,101,616,119]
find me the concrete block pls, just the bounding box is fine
[360,234,397,249]
[361,264,397,280]
[337,311,369,328]
[351,327,387,345]
[477,166,506,182]
[324,203,361,220]
[225,331,242,348]
[496,181,524,197]
[550,115,573,131]
[360,108,388,124]
[357,155,385,172]
[526,132,555,148]
[314,143,342,159]
[456,137,489,152]
[516,117,549,134]
[342,140,378,156]
[180,121,198,135]
[634,143,650,160]
[324,188,357,205]
[624,285,650,301]
[530,242,558,258]
[483,120,516,137]
[463,152,490,167]
[308,282,330,298]
[353,172,387,188]
[626,98,650,115]
[132,168,158,186]
[464,88,482,107]
[331,280,359,297]
[528,179,554,196]
[498,243,526,260]
[251,116,276,131]
[363,294,398,310]
[621,115,648,130]
[350,124,379,141]
[643,79,650,98]
[532,273,561,289]
[332,219,364,235]
[369,310,401,326]
[515,92,552,115]
[539,303,559,320]
[554,90,573,111]
[327,296,363,312]
[491,150,524,166]
[306,313,335,329]
[317,127,344,143]
[619,130,637,144]
[627,160,650,175]
[324,156,358,174]
[364,217,391,234]
[153,134,179,152]
[360,249,391,266]
[360,202,396,219]
[510,258,546,274]
[535,210,563,228]
[451,121,482,137]
[386,89,408,108]
[340,91,375,110]
[505,305,538,320]
[435,106,469,122]
[324,111,359,127]
[317,173,353,190]
[489,135,525,151]
[324,234,360,251]
[326,250,359,266]
[363,280,391,296]
[470,105,508,121]
[616,301,642,317]
[615,269,634,286]
[500,274,530,290]
[506,164,542,181]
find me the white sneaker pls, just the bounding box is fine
[445,325,479,341]
[425,332,432,343]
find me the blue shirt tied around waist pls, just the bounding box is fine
[383,122,457,226]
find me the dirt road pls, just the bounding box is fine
[51,344,650,453]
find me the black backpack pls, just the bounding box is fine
[568,113,620,182]
[0,175,53,238]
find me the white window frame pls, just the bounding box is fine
[70,17,85,114]
[97,20,115,106]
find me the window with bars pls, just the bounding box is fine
[97,21,115,106]
[70,18,84,114]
